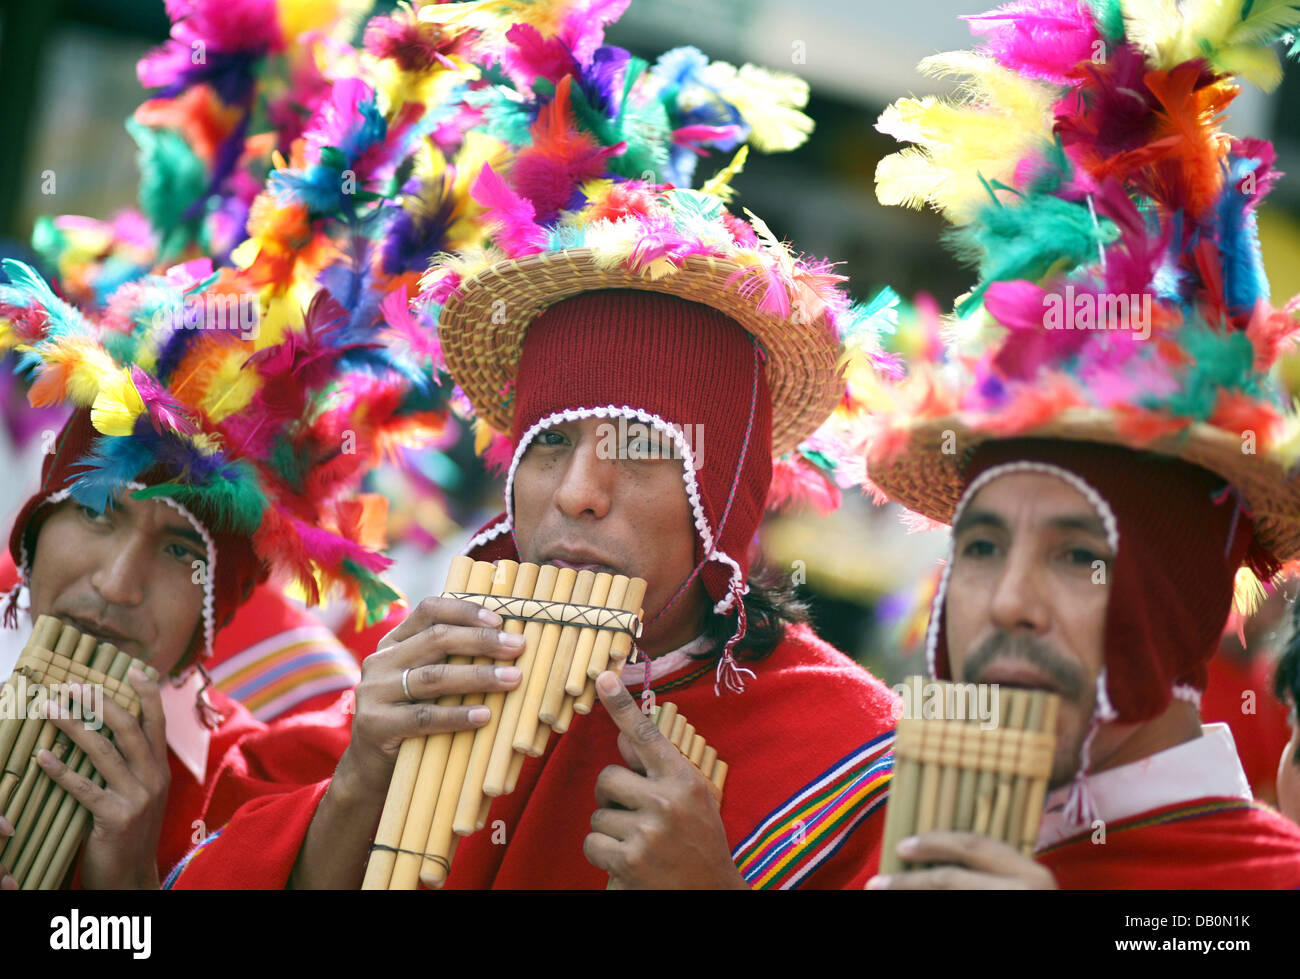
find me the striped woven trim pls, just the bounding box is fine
[208,627,360,722]
[163,827,224,890]
[733,731,895,890]
[1037,798,1261,855]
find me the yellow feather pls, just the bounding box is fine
[700,145,749,203]
[874,52,1056,222]
[277,0,373,43]
[417,0,567,40]
[199,349,260,423]
[90,369,146,437]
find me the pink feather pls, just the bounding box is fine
[963,0,1101,84]
[766,455,842,514]
[471,164,548,257]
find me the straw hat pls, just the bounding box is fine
[439,248,843,458]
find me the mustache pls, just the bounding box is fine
[961,633,1087,703]
[53,598,139,643]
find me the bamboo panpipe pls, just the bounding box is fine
[363,558,646,890]
[878,678,1059,875]
[0,615,156,889]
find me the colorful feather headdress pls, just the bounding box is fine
[861,0,1300,565]
[0,254,443,633]
[407,0,896,488]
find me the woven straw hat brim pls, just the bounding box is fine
[868,408,1300,561]
[438,248,843,457]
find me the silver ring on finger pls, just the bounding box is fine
[401,667,414,702]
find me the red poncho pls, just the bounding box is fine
[165,625,900,889]
[1038,798,1300,889]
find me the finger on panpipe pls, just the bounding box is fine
[878,678,1060,876]
[388,557,496,891]
[25,648,141,890]
[365,560,647,889]
[366,553,478,889]
[420,558,525,888]
[3,633,110,876]
[0,629,96,864]
[606,704,727,889]
[0,616,152,890]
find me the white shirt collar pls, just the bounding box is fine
[1035,723,1252,849]
[617,633,715,689]
[0,591,210,783]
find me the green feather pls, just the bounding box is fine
[127,118,207,261]
[342,559,401,626]
[134,462,267,536]
[949,190,1116,315]
[1085,0,1126,42]
[1157,323,1267,421]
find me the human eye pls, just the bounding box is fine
[77,503,111,526]
[1061,544,1109,570]
[958,537,998,560]
[165,541,203,564]
[533,428,570,448]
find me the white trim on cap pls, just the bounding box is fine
[495,405,746,616]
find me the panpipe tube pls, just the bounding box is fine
[482,564,560,797]
[539,570,596,724]
[915,721,942,836]
[605,580,647,666]
[564,573,613,696]
[511,568,578,754]
[1019,695,1060,855]
[987,692,1029,843]
[1006,692,1045,852]
[381,555,477,891]
[934,721,962,833]
[581,576,629,681]
[0,617,58,767]
[453,561,536,836]
[415,559,503,887]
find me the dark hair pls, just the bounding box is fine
[1275,600,1300,762]
[697,559,811,661]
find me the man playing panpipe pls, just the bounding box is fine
[0,259,431,888]
[162,1,903,891]
[858,0,1300,889]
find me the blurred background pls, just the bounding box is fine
[1,0,1298,711]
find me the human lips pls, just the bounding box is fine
[973,659,1063,695]
[542,547,620,575]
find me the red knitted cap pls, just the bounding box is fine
[7,409,267,667]
[465,290,772,664]
[928,439,1255,723]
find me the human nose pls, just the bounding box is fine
[987,542,1050,634]
[552,438,615,520]
[89,537,148,608]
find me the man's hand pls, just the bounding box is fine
[291,596,526,890]
[583,672,746,890]
[36,670,170,890]
[334,596,526,801]
[866,832,1058,890]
